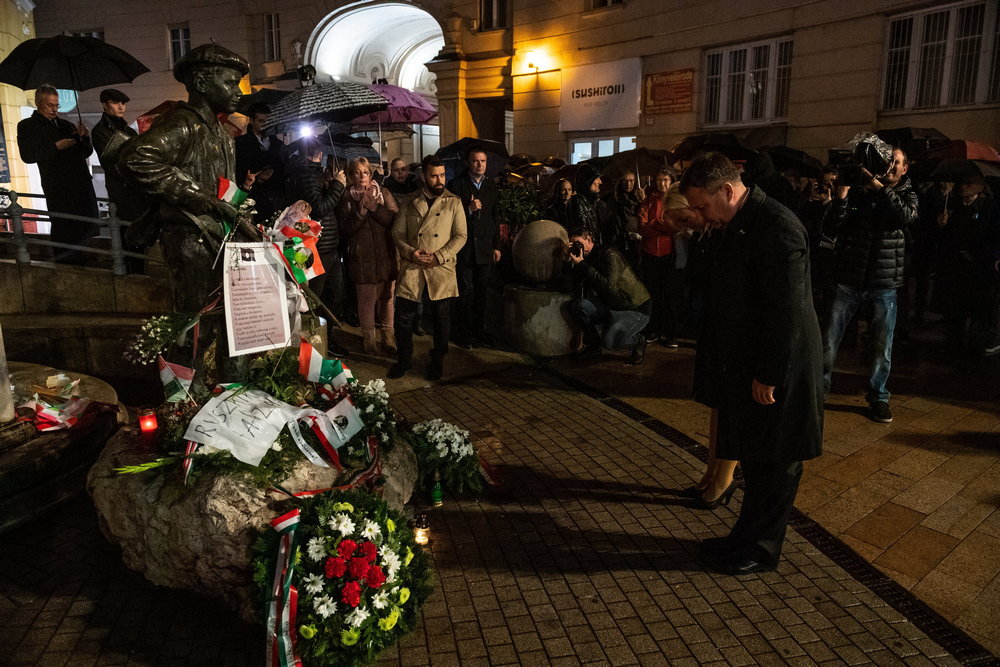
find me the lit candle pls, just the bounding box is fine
[413,512,430,546]
[138,409,158,432]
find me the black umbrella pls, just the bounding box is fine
[0,35,149,121]
[671,132,758,163]
[929,159,1000,183]
[235,87,292,116]
[436,137,509,181]
[762,146,824,178]
[261,82,389,135]
[875,127,950,160]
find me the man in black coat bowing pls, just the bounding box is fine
[681,153,824,575]
[17,84,99,265]
[447,145,501,348]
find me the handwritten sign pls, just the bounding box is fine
[643,68,694,115]
[224,242,291,356]
[183,389,290,466]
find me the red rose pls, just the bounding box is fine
[359,541,378,563]
[348,557,370,580]
[341,580,361,607]
[337,539,358,559]
[366,565,386,589]
[324,556,347,579]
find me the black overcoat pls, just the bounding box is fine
[447,172,500,265]
[694,186,824,462]
[17,111,98,219]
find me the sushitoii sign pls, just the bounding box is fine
[560,58,641,132]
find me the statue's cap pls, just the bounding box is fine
[173,43,249,83]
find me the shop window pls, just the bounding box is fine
[703,36,793,126]
[882,1,1000,110]
[569,136,636,164]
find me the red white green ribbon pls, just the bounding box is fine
[266,509,302,667]
[181,440,199,486]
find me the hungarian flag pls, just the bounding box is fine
[298,338,339,383]
[158,356,194,403]
[217,176,248,208]
[328,358,355,387]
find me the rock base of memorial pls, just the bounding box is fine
[88,428,418,623]
[502,285,578,357]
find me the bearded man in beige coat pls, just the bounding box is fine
[388,155,467,381]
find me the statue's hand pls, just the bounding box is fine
[210,199,238,221]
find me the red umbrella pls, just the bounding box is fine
[923,140,999,162]
[136,100,243,137]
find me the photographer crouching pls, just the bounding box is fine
[566,227,652,365]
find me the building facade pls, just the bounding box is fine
[29,0,1000,166]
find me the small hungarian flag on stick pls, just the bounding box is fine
[217,176,248,208]
[158,356,194,403]
[298,338,339,384]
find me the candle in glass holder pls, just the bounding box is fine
[138,409,158,432]
[413,512,430,545]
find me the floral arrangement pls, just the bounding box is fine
[123,313,198,366]
[252,489,431,666]
[117,350,397,490]
[408,418,484,494]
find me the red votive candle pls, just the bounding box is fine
[138,409,158,432]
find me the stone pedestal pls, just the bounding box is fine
[88,429,418,623]
[502,285,578,357]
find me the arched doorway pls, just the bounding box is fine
[307,1,445,163]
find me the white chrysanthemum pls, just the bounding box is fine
[345,606,370,627]
[306,537,327,562]
[271,441,282,451]
[365,404,375,413]
[314,595,337,618]
[335,513,356,537]
[303,573,324,595]
[381,550,401,576]
[361,520,381,540]
[372,590,390,610]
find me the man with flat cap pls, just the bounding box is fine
[118,43,252,391]
[91,88,136,160]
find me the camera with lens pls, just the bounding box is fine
[833,134,893,189]
[569,241,585,258]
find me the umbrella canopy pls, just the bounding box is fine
[929,159,1000,183]
[436,137,509,181]
[875,127,950,159]
[349,83,437,128]
[262,82,389,135]
[136,100,242,138]
[581,147,673,188]
[923,140,1000,162]
[762,146,824,178]
[671,132,758,163]
[235,87,292,116]
[0,34,149,92]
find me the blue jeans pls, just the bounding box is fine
[572,297,649,351]
[823,284,897,403]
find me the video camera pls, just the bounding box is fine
[829,132,894,189]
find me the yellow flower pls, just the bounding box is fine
[341,628,361,646]
[378,609,400,631]
[386,518,396,533]
[299,624,317,639]
[403,547,414,566]
[331,502,355,512]
[398,587,410,604]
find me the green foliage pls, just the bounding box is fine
[496,181,540,238]
[251,489,432,667]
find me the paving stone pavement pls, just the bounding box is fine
[0,364,994,665]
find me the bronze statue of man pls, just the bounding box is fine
[118,44,251,391]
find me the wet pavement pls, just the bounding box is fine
[0,319,998,666]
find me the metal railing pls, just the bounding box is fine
[0,189,159,276]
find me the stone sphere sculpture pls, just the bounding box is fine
[512,219,568,285]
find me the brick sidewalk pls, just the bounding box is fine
[0,363,992,665]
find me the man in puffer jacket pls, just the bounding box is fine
[821,148,918,423]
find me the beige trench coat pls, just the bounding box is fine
[392,189,467,302]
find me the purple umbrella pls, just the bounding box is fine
[349,83,437,129]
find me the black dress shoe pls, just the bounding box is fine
[387,363,409,379]
[710,554,775,576]
[412,321,427,336]
[425,359,443,381]
[328,338,349,358]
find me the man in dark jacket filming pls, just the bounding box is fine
[822,147,918,423]
[567,227,651,365]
